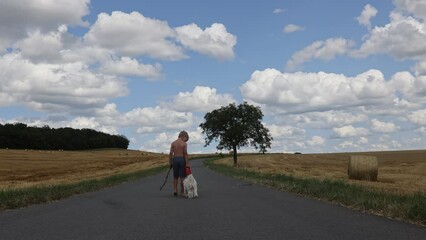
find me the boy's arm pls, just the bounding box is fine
[183,142,189,166]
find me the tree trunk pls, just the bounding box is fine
[233,145,238,167]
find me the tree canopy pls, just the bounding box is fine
[0,123,129,150]
[199,102,272,166]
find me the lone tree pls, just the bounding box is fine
[199,102,272,166]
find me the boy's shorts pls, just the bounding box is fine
[172,156,186,178]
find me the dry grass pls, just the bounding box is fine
[216,150,426,195]
[2,149,425,195]
[0,149,169,189]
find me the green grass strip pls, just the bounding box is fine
[0,165,168,211]
[204,158,426,226]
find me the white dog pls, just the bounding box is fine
[183,167,198,199]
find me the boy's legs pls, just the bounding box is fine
[172,156,185,196]
[173,177,178,195]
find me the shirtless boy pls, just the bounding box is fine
[169,131,189,196]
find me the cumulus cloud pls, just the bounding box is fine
[370,119,399,133]
[13,26,67,62]
[241,68,393,114]
[140,128,206,153]
[417,126,426,134]
[0,0,89,51]
[0,53,128,112]
[141,132,173,153]
[99,57,162,79]
[267,124,306,140]
[175,23,237,60]
[84,12,237,61]
[407,109,426,125]
[123,106,194,133]
[390,71,426,102]
[393,0,426,20]
[307,136,326,147]
[290,111,368,128]
[69,116,118,134]
[84,11,186,61]
[353,12,426,59]
[163,86,236,112]
[283,24,304,33]
[332,125,369,138]
[338,140,360,150]
[286,1,426,75]
[357,4,378,29]
[0,54,128,111]
[286,38,355,71]
[413,60,426,75]
[358,137,369,145]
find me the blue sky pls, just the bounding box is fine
[1,0,426,154]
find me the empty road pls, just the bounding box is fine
[0,159,425,240]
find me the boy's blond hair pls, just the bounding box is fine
[178,131,189,138]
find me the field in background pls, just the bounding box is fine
[0,149,169,189]
[1,149,425,195]
[216,150,426,195]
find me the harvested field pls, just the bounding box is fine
[0,149,169,189]
[216,150,426,195]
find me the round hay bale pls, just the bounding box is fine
[348,155,378,181]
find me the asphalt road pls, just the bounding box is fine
[0,159,425,240]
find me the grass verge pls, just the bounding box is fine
[204,158,426,226]
[0,165,168,211]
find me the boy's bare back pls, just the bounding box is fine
[170,139,187,157]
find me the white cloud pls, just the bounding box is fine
[407,109,426,125]
[358,137,369,144]
[60,45,114,65]
[370,143,390,151]
[123,106,194,133]
[357,4,378,29]
[393,0,426,21]
[84,12,237,61]
[141,127,205,153]
[0,53,128,112]
[141,132,173,153]
[163,86,236,112]
[273,8,286,14]
[95,103,120,117]
[99,57,162,79]
[286,38,355,71]
[413,60,426,75]
[84,11,186,61]
[417,126,426,134]
[332,125,369,138]
[290,111,368,128]
[353,12,426,59]
[0,0,89,51]
[69,116,118,135]
[13,26,66,62]
[307,136,326,146]
[241,68,393,114]
[337,140,362,150]
[370,119,399,133]
[175,23,237,60]
[388,70,426,104]
[267,124,306,140]
[283,24,304,33]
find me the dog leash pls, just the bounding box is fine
[159,165,172,191]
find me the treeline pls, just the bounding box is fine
[0,123,129,150]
